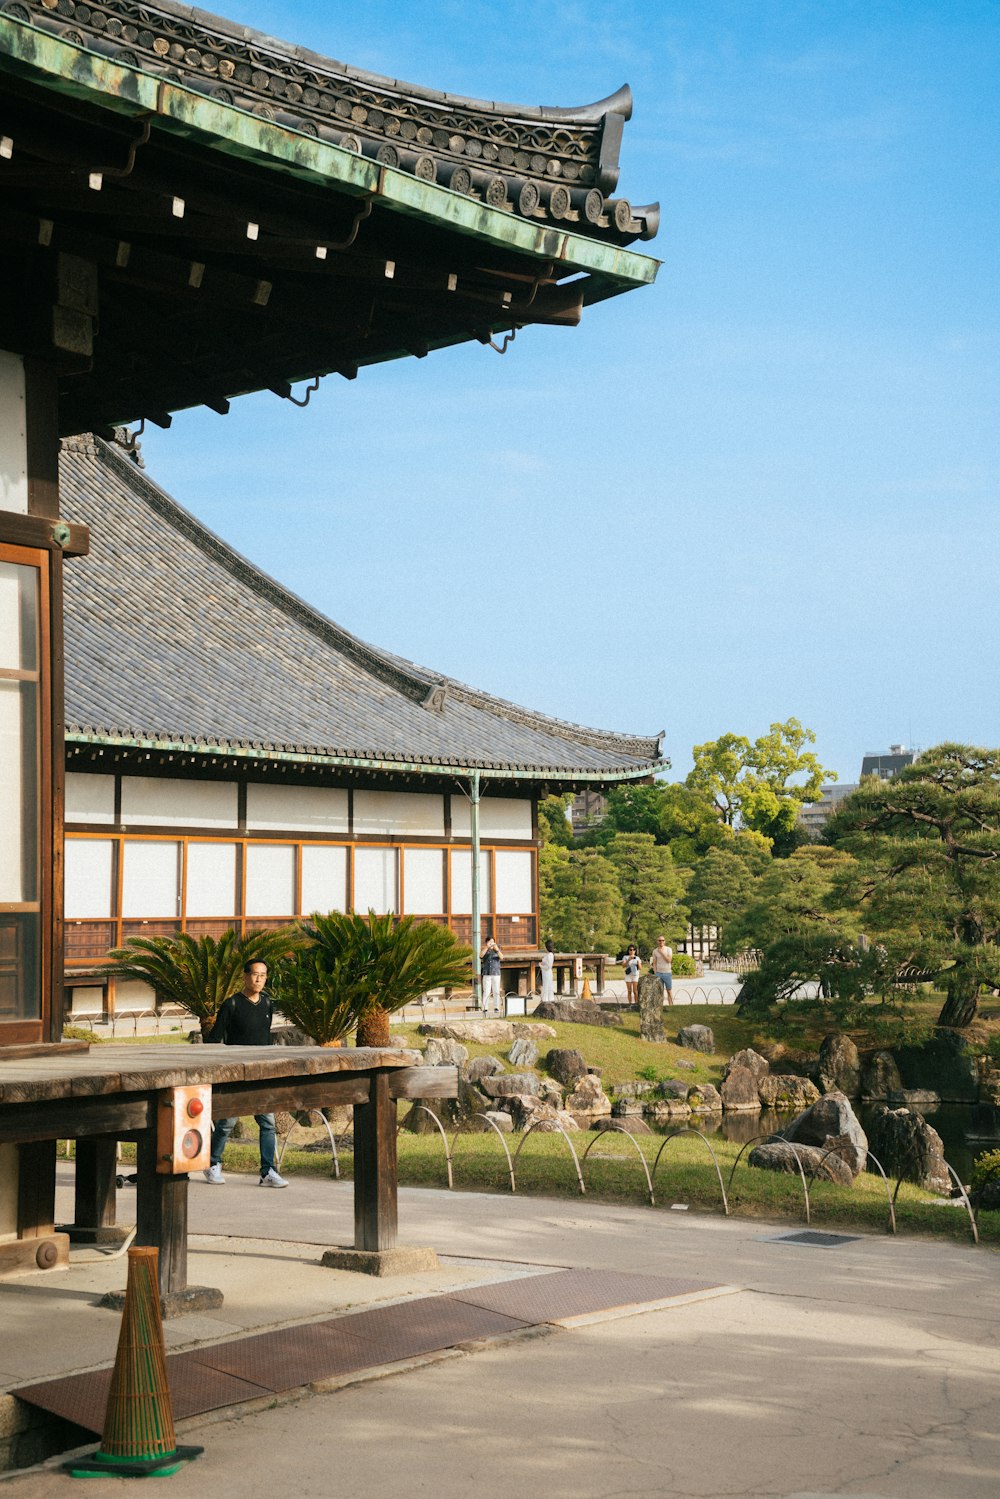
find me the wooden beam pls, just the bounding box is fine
[213,1074,370,1119]
[388,1066,459,1101]
[0,1096,150,1144]
[353,1070,397,1253]
[71,1136,118,1240]
[17,1140,56,1237]
[135,1130,187,1298]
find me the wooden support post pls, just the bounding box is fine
[135,1129,187,1296]
[68,1136,120,1244]
[16,1139,56,1237]
[353,1070,397,1252]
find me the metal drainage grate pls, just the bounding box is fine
[768,1230,861,1248]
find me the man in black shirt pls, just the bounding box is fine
[203,959,288,1188]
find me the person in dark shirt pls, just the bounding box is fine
[203,959,288,1188]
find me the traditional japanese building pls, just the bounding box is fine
[59,434,663,1013]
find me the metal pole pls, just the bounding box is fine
[470,769,482,1010]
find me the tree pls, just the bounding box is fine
[605,833,688,956]
[723,846,857,956]
[687,718,832,850]
[826,744,1000,1027]
[295,911,471,1047]
[538,845,622,952]
[537,792,574,847]
[686,847,759,942]
[101,928,299,1036]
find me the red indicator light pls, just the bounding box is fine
[187,1098,204,1118]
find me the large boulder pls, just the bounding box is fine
[889,1088,941,1110]
[464,1054,505,1083]
[659,1079,691,1100]
[895,1030,978,1103]
[424,1038,469,1069]
[861,1049,902,1100]
[638,972,665,1042]
[748,1140,855,1186]
[645,1100,691,1123]
[615,1081,657,1100]
[546,1048,588,1086]
[507,1037,539,1069]
[818,1033,862,1097]
[497,1095,557,1131]
[676,1024,714,1053]
[783,1090,868,1176]
[595,1114,652,1136]
[565,1073,613,1119]
[478,1110,514,1134]
[419,1019,514,1045]
[533,999,617,1028]
[867,1104,951,1194]
[538,1078,565,1110]
[533,1111,581,1134]
[757,1074,821,1111]
[511,1022,558,1040]
[724,1048,770,1084]
[457,1078,492,1118]
[481,1072,540,1098]
[687,1083,722,1114]
[720,1065,763,1113]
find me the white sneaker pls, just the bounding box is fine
[259,1168,288,1188]
[203,1163,225,1184]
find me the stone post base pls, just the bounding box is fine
[320,1245,440,1277]
[98,1284,224,1318]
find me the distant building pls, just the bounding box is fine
[860,745,916,780]
[798,784,859,838]
[571,789,608,836]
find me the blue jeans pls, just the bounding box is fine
[211,1114,277,1176]
[655,972,673,994]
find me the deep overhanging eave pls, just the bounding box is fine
[0,18,660,293]
[64,731,662,785]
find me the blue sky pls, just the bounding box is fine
[138,1,1000,785]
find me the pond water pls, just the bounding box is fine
[657,1102,1000,1184]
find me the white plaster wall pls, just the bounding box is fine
[121,776,238,828]
[0,349,28,515]
[450,795,532,839]
[353,790,445,837]
[246,783,348,834]
[0,1143,19,1242]
[65,772,116,824]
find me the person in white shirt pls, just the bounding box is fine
[539,939,555,1002]
[622,944,641,1006]
[650,936,673,1006]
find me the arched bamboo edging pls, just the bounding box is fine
[582,1124,655,1205]
[276,1107,342,1179]
[397,1106,453,1189]
[511,1118,585,1195]
[651,1127,729,1216]
[890,1158,978,1245]
[450,1117,516,1193]
[863,1149,896,1235]
[725,1132,809,1222]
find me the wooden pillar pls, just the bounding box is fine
[69,1136,119,1243]
[135,1129,188,1299]
[16,1139,56,1237]
[353,1070,397,1252]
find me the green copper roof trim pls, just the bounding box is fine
[64,731,660,783]
[0,17,660,289]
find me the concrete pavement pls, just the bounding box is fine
[2,1168,998,1497]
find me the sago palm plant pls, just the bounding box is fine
[101,928,299,1036]
[268,948,362,1047]
[297,911,471,1047]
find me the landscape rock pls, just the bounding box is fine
[638,972,665,1042]
[861,1049,902,1100]
[402,1099,452,1133]
[614,1081,657,1099]
[659,1079,690,1100]
[546,1048,588,1086]
[271,1024,312,1046]
[594,1115,653,1136]
[611,1096,644,1118]
[497,1095,557,1131]
[687,1083,722,1113]
[507,1037,539,1069]
[457,1078,492,1117]
[724,1048,770,1083]
[645,1100,691,1123]
[867,1104,951,1194]
[783,1091,868,1176]
[565,1073,613,1119]
[481,1073,540,1099]
[888,1088,941,1110]
[478,1110,513,1134]
[971,1178,1000,1212]
[895,1030,978,1102]
[533,1111,582,1133]
[419,1019,513,1045]
[424,1038,469,1068]
[511,1022,558,1040]
[758,1074,821,1111]
[748,1140,855,1186]
[818,1033,862,1097]
[538,1078,565,1109]
[677,1024,715,1053]
[463,1055,505,1083]
[675,1059,697,1071]
[533,999,618,1028]
[720,1064,763,1113]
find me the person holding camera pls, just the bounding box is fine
[480,936,504,1014]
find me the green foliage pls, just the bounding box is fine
[827,743,1000,1027]
[537,793,574,847]
[538,845,623,951]
[672,952,697,976]
[269,948,360,1045]
[971,1149,1000,1194]
[63,1024,103,1043]
[636,1063,662,1082]
[686,846,759,934]
[687,718,832,846]
[986,1034,1000,1065]
[606,832,688,956]
[101,928,299,1027]
[292,911,472,1043]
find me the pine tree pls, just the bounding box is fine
[606,833,688,956]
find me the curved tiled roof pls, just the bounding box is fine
[16,0,658,245]
[60,437,664,782]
